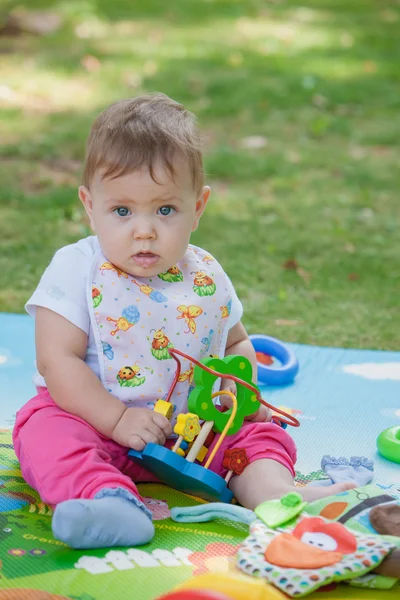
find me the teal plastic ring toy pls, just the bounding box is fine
[376,426,400,464]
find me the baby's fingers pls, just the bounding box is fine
[129,434,147,451]
[245,405,271,423]
[142,423,166,446]
[263,406,273,422]
[152,412,173,437]
[219,386,237,407]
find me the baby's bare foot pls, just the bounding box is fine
[299,481,356,503]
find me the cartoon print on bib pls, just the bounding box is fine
[149,327,174,360]
[92,286,103,308]
[107,305,140,336]
[178,362,194,385]
[192,270,216,297]
[236,516,396,597]
[102,341,114,360]
[221,299,232,319]
[158,265,183,283]
[201,328,214,353]
[117,364,146,388]
[176,304,203,334]
[88,246,236,417]
[131,279,168,303]
[100,261,128,278]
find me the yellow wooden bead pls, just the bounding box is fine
[174,413,201,442]
[154,399,174,420]
[176,447,185,457]
[196,445,208,463]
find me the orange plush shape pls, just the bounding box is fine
[319,502,348,520]
[293,517,357,555]
[265,533,343,569]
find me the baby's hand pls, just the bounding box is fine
[220,381,272,423]
[244,403,272,423]
[219,381,237,409]
[112,407,172,451]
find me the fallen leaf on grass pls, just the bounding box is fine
[286,150,300,163]
[143,60,158,76]
[123,72,142,89]
[81,55,101,72]
[312,94,328,108]
[37,163,79,187]
[363,61,377,74]
[340,32,354,48]
[0,10,63,36]
[381,9,399,23]
[349,145,366,160]
[240,136,268,149]
[297,267,312,283]
[282,259,312,283]
[357,208,375,221]
[228,52,244,66]
[348,273,359,281]
[149,29,165,44]
[283,258,298,270]
[344,243,355,253]
[75,20,107,39]
[371,145,393,157]
[275,319,303,326]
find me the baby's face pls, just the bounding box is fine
[80,158,209,277]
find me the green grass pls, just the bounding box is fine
[1,0,399,349]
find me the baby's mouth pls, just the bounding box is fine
[132,252,159,268]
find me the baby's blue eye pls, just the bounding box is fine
[114,207,131,217]
[158,206,175,216]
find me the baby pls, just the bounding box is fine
[13,93,354,550]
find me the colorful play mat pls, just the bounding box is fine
[0,313,399,599]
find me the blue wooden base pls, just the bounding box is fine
[128,444,234,503]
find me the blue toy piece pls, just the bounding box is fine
[129,444,233,503]
[249,334,299,386]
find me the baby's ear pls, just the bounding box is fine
[79,186,96,232]
[192,186,211,231]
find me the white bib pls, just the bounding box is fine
[88,246,236,423]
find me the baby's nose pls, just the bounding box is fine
[133,218,156,238]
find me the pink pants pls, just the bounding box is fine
[13,388,297,507]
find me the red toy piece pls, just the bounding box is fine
[222,448,249,475]
[204,429,216,447]
[256,351,274,366]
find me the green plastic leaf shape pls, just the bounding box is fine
[187,355,260,434]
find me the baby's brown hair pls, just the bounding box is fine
[82,93,204,192]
